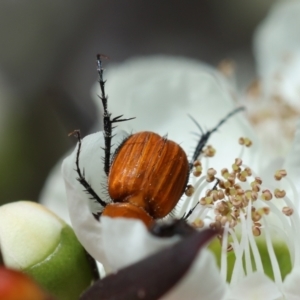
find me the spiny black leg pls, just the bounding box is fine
[182,178,220,221]
[96,54,135,176]
[188,107,244,171]
[70,130,108,208]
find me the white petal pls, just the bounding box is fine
[100,216,179,272]
[283,119,300,199]
[62,130,127,269]
[100,217,227,299]
[63,176,110,269]
[227,272,282,300]
[39,160,71,224]
[162,249,228,300]
[254,1,300,108]
[283,119,300,179]
[283,267,300,300]
[93,56,259,172]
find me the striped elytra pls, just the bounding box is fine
[101,131,189,227]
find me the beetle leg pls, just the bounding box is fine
[182,178,220,221]
[96,54,134,176]
[188,107,244,171]
[70,130,108,208]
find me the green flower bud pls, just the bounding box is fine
[0,201,95,300]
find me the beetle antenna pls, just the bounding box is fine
[189,107,244,171]
[187,114,204,135]
[96,54,135,176]
[69,129,108,208]
[210,107,245,134]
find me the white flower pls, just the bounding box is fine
[245,1,300,159]
[61,57,262,298]
[40,160,71,223]
[254,1,300,110]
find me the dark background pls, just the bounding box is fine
[0,0,276,203]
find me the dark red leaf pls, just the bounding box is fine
[80,228,216,300]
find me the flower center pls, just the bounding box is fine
[182,137,299,290]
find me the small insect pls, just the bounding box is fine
[72,54,243,228]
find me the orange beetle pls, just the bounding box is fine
[103,131,189,226]
[73,55,243,227]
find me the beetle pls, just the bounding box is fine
[72,54,243,228]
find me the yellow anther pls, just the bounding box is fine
[221,168,229,179]
[246,190,258,201]
[204,145,216,157]
[252,211,261,222]
[193,165,202,177]
[255,177,262,185]
[206,189,212,196]
[231,208,240,218]
[274,169,287,181]
[193,170,202,177]
[207,168,217,176]
[235,158,243,166]
[206,175,215,183]
[200,197,207,205]
[251,182,260,192]
[238,174,247,182]
[185,184,195,197]
[274,189,286,198]
[192,219,204,228]
[211,191,219,202]
[240,170,247,178]
[227,244,233,252]
[193,160,201,167]
[252,226,261,236]
[262,207,270,215]
[239,137,245,145]
[231,197,242,207]
[236,189,244,196]
[245,190,252,200]
[217,190,225,200]
[261,189,273,201]
[232,164,240,172]
[282,206,293,216]
[218,180,225,189]
[205,197,213,205]
[224,181,232,189]
[244,138,252,147]
[244,167,252,176]
[227,175,235,185]
[229,188,237,196]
